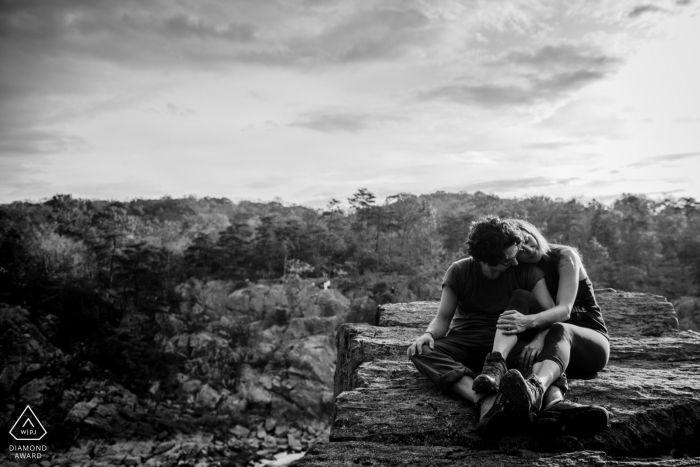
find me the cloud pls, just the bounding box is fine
[0,128,87,157]
[675,116,700,123]
[419,42,622,109]
[166,103,197,117]
[628,5,669,17]
[0,1,438,73]
[626,151,700,168]
[161,14,257,41]
[300,7,431,63]
[419,70,606,108]
[290,111,405,133]
[244,176,289,190]
[507,44,621,72]
[442,176,580,194]
[443,151,504,164]
[521,140,591,150]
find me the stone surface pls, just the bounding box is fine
[376,290,679,336]
[0,304,70,429]
[297,443,700,466]
[320,290,700,465]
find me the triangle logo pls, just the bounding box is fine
[9,406,47,441]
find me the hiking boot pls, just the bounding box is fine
[476,392,510,440]
[535,399,609,438]
[500,369,544,422]
[472,351,507,395]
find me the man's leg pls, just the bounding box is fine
[451,375,481,404]
[409,336,511,439]
[410,333,487,396]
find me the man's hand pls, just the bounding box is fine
[497,309,534,335]
[407,333,434,358]
[520,332,545,372]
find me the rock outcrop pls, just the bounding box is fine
[0,277,378,466]
[298,290,700,466]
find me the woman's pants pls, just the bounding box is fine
[535,322,610,378]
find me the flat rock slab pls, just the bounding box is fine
[335,323,700,395]
[331,294,697,464]
[377,291,678,337]
[296,443,700,467]
[610,332,700,362]
[332,361,700,457]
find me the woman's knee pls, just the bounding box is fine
[549,322,568,336]
[544,322,573,345]
[507,289,539,313]
[511,289,536,301]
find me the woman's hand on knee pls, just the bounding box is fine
[497,310,534,335]
[407,333,434,358]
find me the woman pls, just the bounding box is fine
[488,219,610,438]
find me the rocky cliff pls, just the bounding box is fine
[297,290,700,466]
[0,276,384,466]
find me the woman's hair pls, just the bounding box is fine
[510,219,550,257]
[509,218,581,297]
[466,216,522,266]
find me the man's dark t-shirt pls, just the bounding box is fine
[441,257,544,347]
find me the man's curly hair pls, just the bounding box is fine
[466,216,522,266]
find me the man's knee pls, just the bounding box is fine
[410,344,439,365]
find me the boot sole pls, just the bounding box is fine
[536,407,609,439]
[476,401,509,440]
[500,370,536,422]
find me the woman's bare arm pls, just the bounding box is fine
[498,248,585,333]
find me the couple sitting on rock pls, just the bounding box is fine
[407,216,610,439]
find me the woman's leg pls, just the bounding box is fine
[501,323,609,418]
[473,290,543,394]
[533,325,610,437]
[534,323,609,379]
[493,289,544,358]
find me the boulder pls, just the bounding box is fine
[299,291,700,466]
[673,295,700,331]
[0,304,70,429]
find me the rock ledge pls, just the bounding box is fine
[298,290,700,466]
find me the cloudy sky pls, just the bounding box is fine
[1,0,699,208]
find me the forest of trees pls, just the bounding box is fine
[2,190,700,309]
[1,190,699,391]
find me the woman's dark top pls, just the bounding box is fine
[540,249,609,339]
[442,257,544,347]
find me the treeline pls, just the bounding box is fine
[1,190,699,373]
[2,191,700,307]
